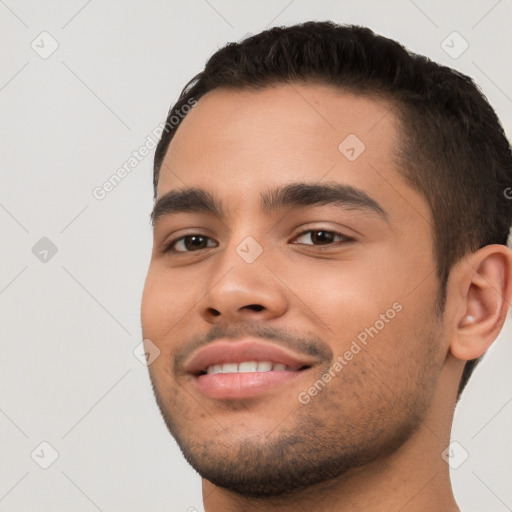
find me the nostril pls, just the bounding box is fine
[245,304,264,312]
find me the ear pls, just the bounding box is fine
[447,244,512,362]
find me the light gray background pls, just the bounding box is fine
[1,1,511,511]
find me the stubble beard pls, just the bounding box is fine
[148,341,440,499]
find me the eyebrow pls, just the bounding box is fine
[151,188,224,225]
[151,182,387,225]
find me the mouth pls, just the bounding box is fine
[183,339,318,400]
[200,361,310,375]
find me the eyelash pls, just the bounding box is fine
[162,229,354,254]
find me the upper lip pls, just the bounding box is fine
[183,339,319,375]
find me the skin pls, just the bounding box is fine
[141,83,512,511]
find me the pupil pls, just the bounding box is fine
[312,231,333,244]
[186,235,206,250]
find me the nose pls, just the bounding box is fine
[197,239,288,325]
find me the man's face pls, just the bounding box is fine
[141,84,448,497]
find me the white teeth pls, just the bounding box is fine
[207,364,223,374]
[239,361,258,372]
[222,363,238,374]
[204,361,292,374]
[257,361,272,372]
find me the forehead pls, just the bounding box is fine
[159,83,397,189]
[156,83,429,229]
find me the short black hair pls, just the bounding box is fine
[153,21,512,398]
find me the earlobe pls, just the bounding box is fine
[449,245,512,362]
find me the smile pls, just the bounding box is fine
[183,339,319,400]
[204,361,306,374]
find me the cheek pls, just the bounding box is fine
[141,265,194,340]
[278,249,438,358]
[141,270,162,336]
[274,253,402,331]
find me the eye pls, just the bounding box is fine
[164,234,217,253]
[291,229,354,246]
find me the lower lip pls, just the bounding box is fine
[194,370,304,400]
